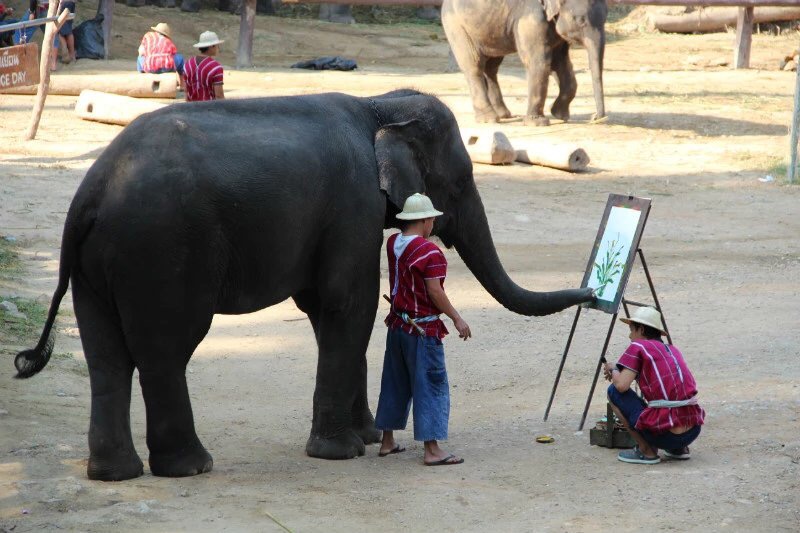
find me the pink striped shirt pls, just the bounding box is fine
[617,339,705,433]
[183,56,224,102]
[384,233,448,339]
[138,31,178,73]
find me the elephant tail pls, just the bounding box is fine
[14,214,89,379]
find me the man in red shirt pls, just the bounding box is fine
[604,307,704,464]
[137,23,184,75]
[375,193,471,466]
[183,30,224,102]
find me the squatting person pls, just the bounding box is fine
[604,306,705,464]
[375,193,471,466]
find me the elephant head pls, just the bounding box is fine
[372,91,593,316]
[545,0,608,120]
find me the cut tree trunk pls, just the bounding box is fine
[513,141,590,172]
[3,73,179,97]
[74,90,169,126]
[237,0,257,68]
[461,130,515,165]
[648,7,800,33]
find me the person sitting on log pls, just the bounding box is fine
[183,31,225,102]
[604,307,705,465]
[137,22,184,76]
[57,0,75,63]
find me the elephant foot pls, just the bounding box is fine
[551,102,570,122]
[494,107,512,120]
[590,112,607,123]
[306,430,365,460]
[523,115,551,127]
[352,422,381,445]
[474,110,499,123]
[149,446,213,478]
[87,452,144,481]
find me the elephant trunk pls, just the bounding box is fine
[584,29,606,121]
[446,182,593,317]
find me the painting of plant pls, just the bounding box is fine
[593,234,625,297]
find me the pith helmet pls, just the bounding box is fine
[396,193,443,220]
[193,31,225,49]
[620,307,666,335]
[150,23,172,39]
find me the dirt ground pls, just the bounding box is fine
[1,4,800,532]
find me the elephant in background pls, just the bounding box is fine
[442,0,608,126]
[15,90,594,481]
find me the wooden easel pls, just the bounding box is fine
[543,248,672,430]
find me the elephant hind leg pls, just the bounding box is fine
[72,274,144,481]
[122,291,216,477]
[550,42,577,122]
[485,56,512,119]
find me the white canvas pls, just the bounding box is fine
[587,206,641,302]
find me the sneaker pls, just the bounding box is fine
[663,447,691,460]
[618,447,660,465]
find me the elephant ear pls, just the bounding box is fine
[544,0,560,21]
[375,120,428,211]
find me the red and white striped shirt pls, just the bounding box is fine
[183,56,224,102]
[616,339,705,433]
[384,233,448,339]
[137,31,178,73]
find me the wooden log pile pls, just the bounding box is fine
[460,129,590,173]
[646,6,800,33]
[74,90,169,126]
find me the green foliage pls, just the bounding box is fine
[593,235,625,297]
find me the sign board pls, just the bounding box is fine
[0,43,39,90]
[580,194,651,314]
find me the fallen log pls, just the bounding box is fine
[648,7,800,33]
[75,90,169,126]
[1,72,179,98]
[513,141,590,172]
[461,130,515,165]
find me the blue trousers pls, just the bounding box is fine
[137,53,184,75]
[375,328,450,442]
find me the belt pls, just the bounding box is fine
[648,397,699,408]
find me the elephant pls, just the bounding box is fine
[15,90,594,481]
[442,0,608,126]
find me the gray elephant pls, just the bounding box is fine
[442,0,607,125]
[15,90,594,481]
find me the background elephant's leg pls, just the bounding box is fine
[516,23,552,127]
[73,276,143,481]
[484,56,512,119]
[550,43,576,122]
[445,28,497,122]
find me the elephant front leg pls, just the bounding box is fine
[445,26,498,123]
[550,43,576,122]
[523,62,551,127]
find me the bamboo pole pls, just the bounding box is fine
[789,46,800,184]
[25,1,69,141]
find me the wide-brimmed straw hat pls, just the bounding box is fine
[193,31,225,49]
[620,307,666,335]
[150,23,172,39]
[396,193,443,220]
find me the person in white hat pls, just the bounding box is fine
[137,23,184,75]
[375,193,470,466]
[604,306,704,465]
[182,31,225,102]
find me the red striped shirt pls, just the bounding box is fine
[183,56,224,102]
[138,31,178,73]
[384,233,448,339]
[616,339,705,433]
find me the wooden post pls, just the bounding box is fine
[237,0,257,69]
[734,7,754,69]
[789,48,800,184]
[25,1,66,141]
[100,0,114,60]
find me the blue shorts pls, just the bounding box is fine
[375,328,450,442]
[607,385,701,450]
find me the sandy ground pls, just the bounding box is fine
[1,5,800,532]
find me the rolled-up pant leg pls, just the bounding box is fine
[412,336,450,442]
